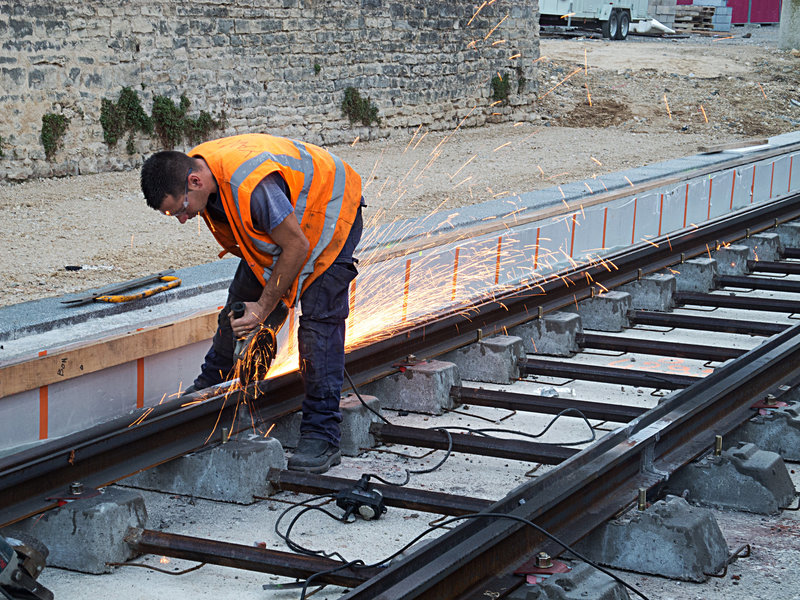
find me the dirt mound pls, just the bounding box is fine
[559,99,632,127]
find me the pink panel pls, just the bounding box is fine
[750,0,781,23]
[728,0,750,23]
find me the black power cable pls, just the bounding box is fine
[280,504,650,600]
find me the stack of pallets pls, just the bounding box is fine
[673,5,715,32]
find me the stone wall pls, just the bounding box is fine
[0,0,539,181]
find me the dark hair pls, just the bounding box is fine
[141,151,195,210]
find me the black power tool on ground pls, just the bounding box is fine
[231,300,290,385]
[0,534,53,600]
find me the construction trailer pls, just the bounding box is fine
[539,0,651,39]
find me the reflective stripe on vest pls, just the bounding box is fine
[225,140,349,295]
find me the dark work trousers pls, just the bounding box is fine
[194,207,363,446]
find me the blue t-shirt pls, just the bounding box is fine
[205,172,293,234]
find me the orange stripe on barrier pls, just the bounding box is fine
[569,213,577,257]
[707,178,713,220]
[534,228,541,269]
[39,386,48,440]
[136,358,145,409]
[602,207,608,248]
[402,259,411,321]
[770,162,775,197]
[631,198,637,245]
[494,237,502,285]
[451,248,460,301]
[751,166,756,203]
[730,170,736,209]
[683,184,689,228]
[789,156,794,193]
[658,194,663,236]
[38,350,47,439]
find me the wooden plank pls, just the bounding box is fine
[0,311,218,398]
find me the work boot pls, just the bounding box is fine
[287,438,341,474]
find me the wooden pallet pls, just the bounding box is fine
[673,5,715,32]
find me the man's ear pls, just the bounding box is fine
[188,171,202,190]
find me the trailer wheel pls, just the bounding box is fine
[615,11,630,40]
[601,9,619,39]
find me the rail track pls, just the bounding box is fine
[3,188,800,599]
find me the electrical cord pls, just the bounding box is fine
[343,367,454,485]
[434,407,597,447]
[274,494,350,559]
[284,505,649,600]
[344,368,392,425]
[364,427,454,487]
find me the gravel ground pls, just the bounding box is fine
[2,25,798,308]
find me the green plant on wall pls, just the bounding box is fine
[151,95,190,149]
[0,135,4,158]
[100,87,153,154]
[151,94,225,149]
[41,113,70,160]
[341,87,380,127]
[491,72,511,103]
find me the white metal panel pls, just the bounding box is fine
[144,340,210,405]
[0,389,39,452]
[47,362,137,439]
[709,170,735,219]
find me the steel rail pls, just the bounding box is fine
[579,332,744,362]
[1,190,799,528]
[125,528,380,587]
[748,260,800,275]
[339,323,800,600]
[371,423,579,464]
[520,357,701,389]
[454,386,646,422]
[717,274,800,293]
[675,291,800,313]
[267,468,492,516]
[629,310,788,336]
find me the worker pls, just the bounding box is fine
[140,133,364,474]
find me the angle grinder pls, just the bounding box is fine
[0,534,53,600]
[231,300,289,385]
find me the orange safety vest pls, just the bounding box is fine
[190,134,363,306]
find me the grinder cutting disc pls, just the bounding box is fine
[235,301,290,386]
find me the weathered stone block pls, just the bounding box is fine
[574,496,728,582]
[737,233,782,261]
[361,360,461,414]
[2,487,147,574]
[664,442,796,514]
[713,245,750,275]
[565,291,632,332]
[122,436,286,503]
[667,257,717,293]
[511,312,581,356]
[731,402,800,461]
[440,335,523,384]
[619,273,676,311]
[508,562,631,600]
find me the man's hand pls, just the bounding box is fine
[230,301,272,338]
[229,211,309,339]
